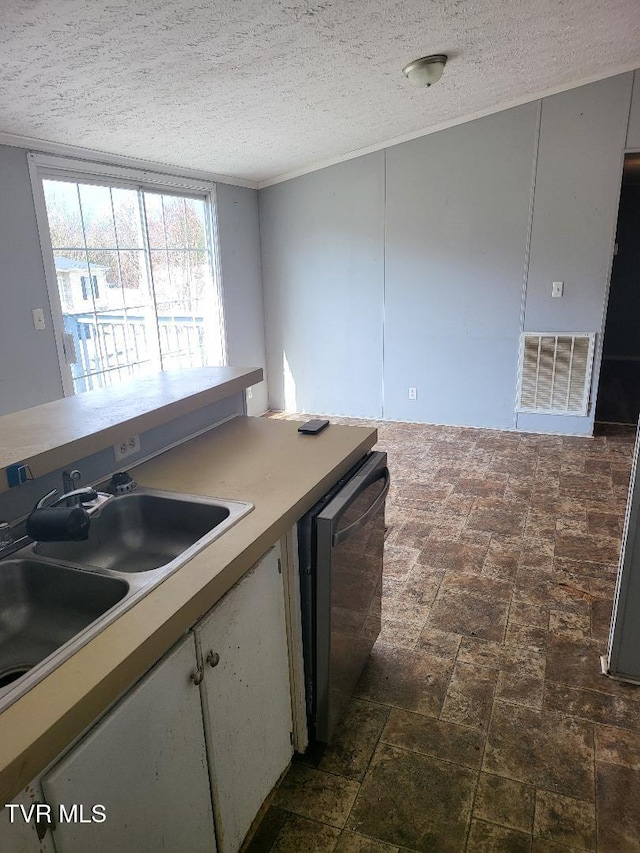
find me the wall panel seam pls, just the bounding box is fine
[381,148,387,420]
[515,99,543,428]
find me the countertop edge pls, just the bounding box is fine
[0,366,263,493]
[0,417,377,802]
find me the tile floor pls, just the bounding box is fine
[250,416,640,852]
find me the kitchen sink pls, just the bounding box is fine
[0,487,253,711]
[34,490,240,573]
[0,558,128,690]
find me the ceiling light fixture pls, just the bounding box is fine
[402,54,447,88]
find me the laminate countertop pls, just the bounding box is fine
[0,414,377,802]
[0,366,262,494]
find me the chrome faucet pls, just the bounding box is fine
[62,469,82,497]
[35,469,113,517]
[35,486,114,516]
[36,487,99,510]
[36,469,113,514]
[25,483,115,544]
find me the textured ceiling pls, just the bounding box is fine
[0,0,639,184]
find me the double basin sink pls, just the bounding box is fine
[0,487,253,710]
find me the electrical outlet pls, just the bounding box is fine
[246,387,253,399]
[408,387,417,400]
[113,434,140,462]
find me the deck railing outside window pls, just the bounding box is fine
[63,312,208,392]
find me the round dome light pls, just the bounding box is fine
[402,54,448,88]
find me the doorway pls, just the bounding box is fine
[596,153,640,425]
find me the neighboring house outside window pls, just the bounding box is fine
[55,258,108,313]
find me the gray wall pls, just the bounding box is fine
[216,183,268,415]
[627,70,640,149]
[517,73,633,434]
[522,76,632,333]
[260,72,637,435]
[0,145,267,417]
[384,103,537,428]
[259,153,385,418]
[0,146,63,414]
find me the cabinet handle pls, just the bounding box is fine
[191,666,204,685]
[206,651,220,668]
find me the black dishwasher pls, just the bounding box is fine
[298,450,389,743]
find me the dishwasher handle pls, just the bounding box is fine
[332,468,390,547]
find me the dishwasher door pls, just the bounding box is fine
[315,451,389,742]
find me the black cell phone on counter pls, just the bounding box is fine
[298,419,330,435]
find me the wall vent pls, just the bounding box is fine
[517,333,595,416]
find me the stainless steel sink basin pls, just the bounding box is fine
[0,558,128,690]
[34,489,247,573]
[0,486,252,711]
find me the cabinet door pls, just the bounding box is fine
[42,635,216,853]
[197,547,293,853]
[0,784,56,853]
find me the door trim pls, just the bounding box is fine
[279,530,309,753]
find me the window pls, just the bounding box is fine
[80,275,99,301]
[32,157,225,396]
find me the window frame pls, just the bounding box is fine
[28,152,227,397]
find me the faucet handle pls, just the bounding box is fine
[56,487,99,507]
[35,489,59,510]
[34,486,97,511]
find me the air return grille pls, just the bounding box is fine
[517,333,595,415]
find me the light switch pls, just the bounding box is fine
[552,281,564,298]
[32,308,46,330]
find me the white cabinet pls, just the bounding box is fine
[0,784,56,853]
[42,634,216,853]
[196,547,293,853]
[18,547,294,853]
